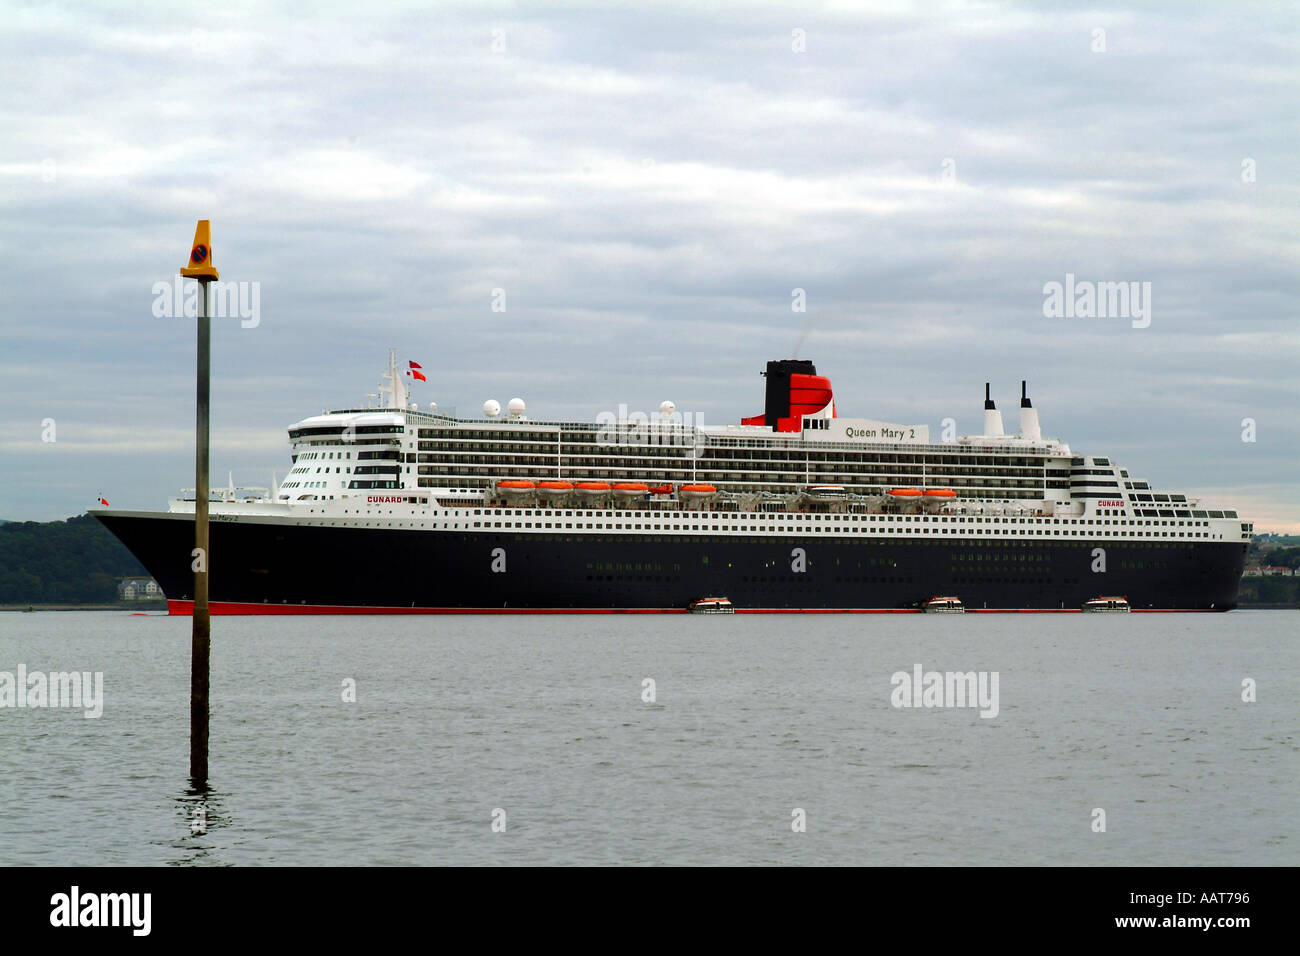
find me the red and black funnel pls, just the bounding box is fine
[742,359,835,432]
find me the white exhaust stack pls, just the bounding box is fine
[982,383,1004,437]
[1019,380,1041,441]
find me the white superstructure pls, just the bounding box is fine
[151,352,1250,549]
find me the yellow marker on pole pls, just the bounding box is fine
[181,219,220,280]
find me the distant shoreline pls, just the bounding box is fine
[0,603,168,612]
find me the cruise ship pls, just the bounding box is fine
[93,353,1250,613]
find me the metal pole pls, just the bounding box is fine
[191,277,211,783]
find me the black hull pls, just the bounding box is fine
[95,512,1246,613]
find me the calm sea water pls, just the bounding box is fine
[0,611,1294,866]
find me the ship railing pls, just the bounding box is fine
[178,486,273,502]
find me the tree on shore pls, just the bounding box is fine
[0,514,147,604]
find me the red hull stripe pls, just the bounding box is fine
[166,601,1213,616]
[168,601,686,616]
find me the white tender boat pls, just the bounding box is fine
[803,484,848,503]
[689,596,734,614]
[1083,596,1131,613]
[922,595,965,613]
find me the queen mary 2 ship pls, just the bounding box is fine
[93,353,1250,614]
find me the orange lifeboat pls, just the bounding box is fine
[888,488,922,497]
[921,487,956,511]
[574,481,611,496]
[648,484,674,495]
[497,479,536,498]
[612,482,650,498]
[536,480,574,500]
[678,483,718,500]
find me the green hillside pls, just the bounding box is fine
[0,514,148,604]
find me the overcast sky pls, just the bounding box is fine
[1,1,1296,529]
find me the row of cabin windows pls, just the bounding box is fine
[412,448,1055,473]
[415,432,1054,465]
[461,516,1221,536]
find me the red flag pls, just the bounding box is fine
[98,496,109,506]
[405,369,427,382]
[408,361,422,369]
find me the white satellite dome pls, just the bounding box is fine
[483,399,501,418]
[428,401,438,414]
[410,403,418,411]
[659,400,676,418]
[508,397,526,418]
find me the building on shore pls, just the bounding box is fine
[117,577,161,600]
[1242,565,1296,577]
